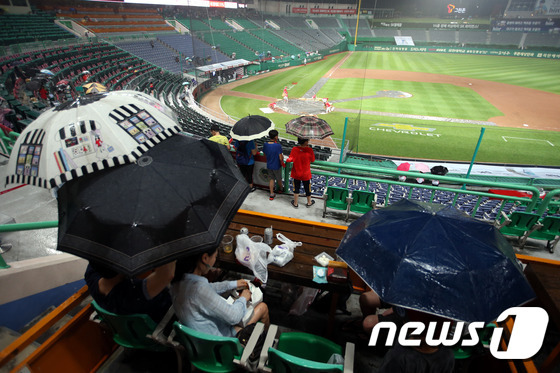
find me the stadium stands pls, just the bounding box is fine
[0,12,74,46]
[1,8,559,223]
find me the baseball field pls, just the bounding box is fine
[201,51,560,166]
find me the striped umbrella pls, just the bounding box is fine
[285,115,333,139]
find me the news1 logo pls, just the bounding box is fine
[368,307,549,359]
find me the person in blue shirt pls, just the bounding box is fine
[262,130,285,200]
[234,140,258,192]
[171,247,270,337]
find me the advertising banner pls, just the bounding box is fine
[354,45,560,59]
[492,18,560,32]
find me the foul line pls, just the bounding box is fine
[502,136,554,146]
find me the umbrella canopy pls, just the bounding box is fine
[83,82,107,94]
[285,115,333,140]
[336,199,535,323]
[431,165,449,176]
[396,162,410,171]
[40,69,55,76]
[414,162,430,173]
[56,79,70,86]
[25,80,42,91]
[57,135,250,276]
[230,115,274,141]
[5,90,181,189]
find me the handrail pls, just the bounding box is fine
[536,189,560,216]
[0,130,19,156]
[0,220,58,233]
[311,160,543,211]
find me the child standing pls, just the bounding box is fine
[262,130,285,200]
[287,138,315,208]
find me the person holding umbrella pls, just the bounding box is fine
[234,139,258,192]
[286,138,315,208]
[84,260,175,323]
[262,129,285,200]
[377,310,455,373]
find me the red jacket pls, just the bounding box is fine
[287,146,315,181]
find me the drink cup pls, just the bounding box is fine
[251,235,263,243]
[221,234,234,253]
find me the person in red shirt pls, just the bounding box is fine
[286,138,315,208]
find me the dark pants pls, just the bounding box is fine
[239,164,254,185]
[293,179,311,196]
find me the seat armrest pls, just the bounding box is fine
[89,310,100,323]
[343,342,355,373]
[150,305,175,344]
[495,211,511,229]
[167,329,181,348]
[258,324,278,372]
[236,322,265,367]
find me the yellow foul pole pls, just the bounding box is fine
[354,0,362,46]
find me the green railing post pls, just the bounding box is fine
[338,117,349,173]
[0,254,9,269]
[463,127,486,190]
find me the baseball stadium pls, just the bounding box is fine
[1,0,560,371]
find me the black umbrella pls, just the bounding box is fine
[57,135,250,276]
[25,80,42,91]
[431,165,449,176]
[230,115,274,141]
[285,115,334,139]
[336,199,535,323]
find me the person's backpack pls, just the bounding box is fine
[236,143,251,165]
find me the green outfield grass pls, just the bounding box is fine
[219,52,560,166]
[321,79,502,120]
[343,52,560,94]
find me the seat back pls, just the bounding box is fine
[173,321,243,373]
[267,332,344,373]
[325,187,349,210]
[91,300,165,351]
[267,348,344,373]
[500,212,540,236]
[531,216,560,240]
[349,190,375,214]
[540,216,560,235]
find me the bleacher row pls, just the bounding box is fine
[0,11,74,46]
[308,176,560,221]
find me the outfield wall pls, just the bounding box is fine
[348,44,560,59]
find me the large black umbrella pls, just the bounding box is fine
[230,115,274,141]
[57,135,250,276]
[336,199,535,323]
[285,115,333,139]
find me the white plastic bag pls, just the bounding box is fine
[235,234,272,283]
[267,233,302,267]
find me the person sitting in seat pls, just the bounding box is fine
[377,310,455,373]
[171,246,270,338]
[360,289,405,333]
[84,261,175,323]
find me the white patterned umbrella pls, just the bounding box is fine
[5,90,181,189]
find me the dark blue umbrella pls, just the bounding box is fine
[336,199,535,322]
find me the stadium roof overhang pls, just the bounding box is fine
[196,59,254,74]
